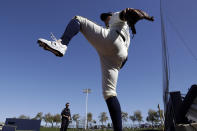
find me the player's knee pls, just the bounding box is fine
[73,15,87,23]
[73,16,82,24]
[103,91,117,100]
[73,15,81,21]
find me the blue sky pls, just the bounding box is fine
[0,0,197,125]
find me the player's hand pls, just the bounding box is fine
[145,16,154,21]
[63,115,67,118]
[150,16,154,21]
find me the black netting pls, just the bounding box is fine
[161,0,197,110]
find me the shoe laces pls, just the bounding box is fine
[50,32,64,47]
[50,32,58,42]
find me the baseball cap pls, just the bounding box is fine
[100,12,112,21]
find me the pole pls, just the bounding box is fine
[83,89,91,130]
[85,91,88,130]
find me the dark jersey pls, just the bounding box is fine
[61,108,71,118]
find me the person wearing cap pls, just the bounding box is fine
[60,103,71,131]
[38,8,154,131]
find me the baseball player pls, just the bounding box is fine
[37,8,154,131]
[61,103,71,131]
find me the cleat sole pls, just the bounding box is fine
[37,40,63,57]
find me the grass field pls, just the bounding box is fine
[15,129,162,131]
[40,128,162,131]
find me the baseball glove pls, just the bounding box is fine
[120,8,154,36]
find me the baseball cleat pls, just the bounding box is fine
[37,33,67,57]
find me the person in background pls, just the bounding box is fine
[60,102,71,131]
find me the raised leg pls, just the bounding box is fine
[61,18,81,45]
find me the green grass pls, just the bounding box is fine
[40,128,162,131]
[16,130,36,131]
[17,130,42,131]
[40,128,60,131]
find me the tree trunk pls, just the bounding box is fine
[51,122,53,128]
[76,121,78,129]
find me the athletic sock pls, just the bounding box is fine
[106,96,122,131]
[61,18,80,45]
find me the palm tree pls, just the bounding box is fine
[48,114,54,128]
[87,112,92,128]
[72,114,80,128]
[129,115,136,127]
[53,114,61,128]
[99,112,108,128]
[146,109,160,127]
[18,115,30,119]
[43,113,51,127]
[34,112,43,121]
[121,112,128,127]
[134,110,143,126]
